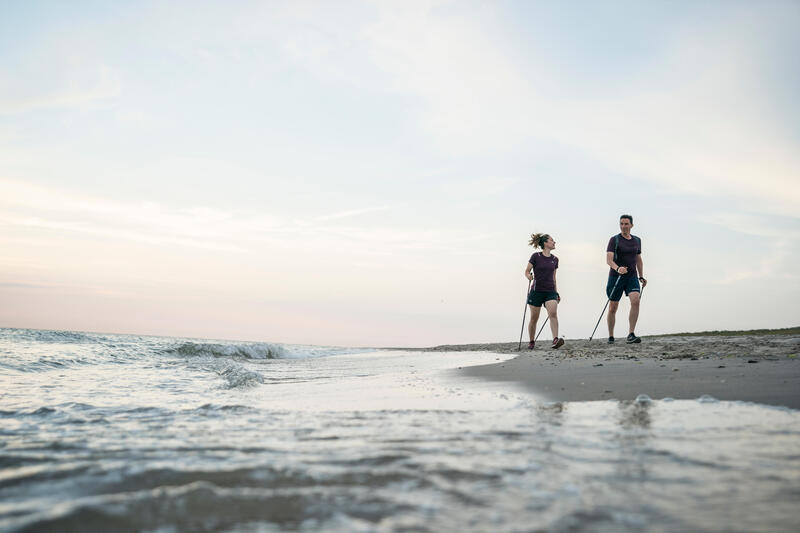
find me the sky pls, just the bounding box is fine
[1,0,798,347]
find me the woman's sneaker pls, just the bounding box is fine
[552,337,564,349]
[626,332,641,344]
[608,336,615,344]
[528,340,535,350]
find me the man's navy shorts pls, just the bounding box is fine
[527,290,559,307]
[606,275,640,301]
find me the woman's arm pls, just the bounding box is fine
[525,262,534,281]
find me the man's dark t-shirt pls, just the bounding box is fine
[529,252,558,292]
[607,234,641,277]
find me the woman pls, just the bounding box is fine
[525,233,564,349]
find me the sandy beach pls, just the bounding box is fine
[426,334,800,409]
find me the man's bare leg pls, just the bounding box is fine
[628,291,640,334]
[607,300,619,337]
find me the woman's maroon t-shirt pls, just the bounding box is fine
[529,252,558,292]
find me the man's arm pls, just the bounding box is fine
[607,251,627,275]
[636,255,646,286]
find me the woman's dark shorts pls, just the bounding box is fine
[606,275,641,301]
[527,290,559,307]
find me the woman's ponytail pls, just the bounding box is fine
[528,233,549,249]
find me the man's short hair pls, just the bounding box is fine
[620,214,633,224]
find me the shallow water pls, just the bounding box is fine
[1,328,799,532]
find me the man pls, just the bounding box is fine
[605,214,647,344]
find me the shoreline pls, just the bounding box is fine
[424,335,800,409]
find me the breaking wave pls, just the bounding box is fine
[165,341,288,360]
[164,341,373,360]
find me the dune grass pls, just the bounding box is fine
[654,326,800,337]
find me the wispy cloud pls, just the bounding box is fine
[700,212,800,239]
[356,3,800,216]
[436,176,520,198]
[0,282,50,290]
[554,15,800,216]
[0,65,120,114]
[0,213,246,252]
[0,179,484,255]
[364,2,534,154]
[713,244,800,284]
[702,211,800,284]
[312,205,390,222]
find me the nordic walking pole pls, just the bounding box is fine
[535,317,549,341]
[517,280,532,350]
[589,275,622,340]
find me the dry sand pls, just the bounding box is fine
[424,335,800,409]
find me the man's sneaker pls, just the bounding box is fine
[552,337,564,349]
[626,333,641,344]
[608,336,615,344]
[527,340,535,350]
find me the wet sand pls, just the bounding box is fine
[426,335,800,409]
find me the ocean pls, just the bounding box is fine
[1,328,799,532]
